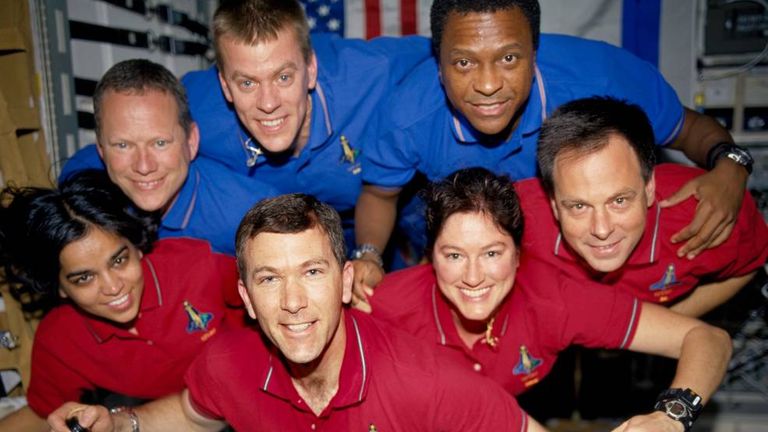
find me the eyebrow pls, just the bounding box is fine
[447,42,524,56]
[229,61,299,81]
[64,245,128,279]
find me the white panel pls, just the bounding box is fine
[539,0,622,46]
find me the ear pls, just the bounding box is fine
[306,51,318,91]
[218,69,234,103]
[341,261,353,305]
[549,197,560,221]
[187,122,200,161]
[96,142,105,159]
[58,287,68,299]
[645,171,656,207]
[238,279,257,320]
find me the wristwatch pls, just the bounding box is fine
[706,142,754,174]
[653,388,703,432]
[351,243,384,267]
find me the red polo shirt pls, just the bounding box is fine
[186,309,529,431]
[27,238,243,417]
[370,262,640,396]
[516,163,768,305]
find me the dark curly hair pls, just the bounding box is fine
[0,170,158,313]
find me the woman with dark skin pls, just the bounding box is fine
[0,171,243,431]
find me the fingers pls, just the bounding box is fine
[659,181,697,208]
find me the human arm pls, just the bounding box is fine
[616,302,732,431]
[351,184,401,312]
[670,272,756,317]
[662,108,748,259]
[47,390,225,432]
[0,406,48,432]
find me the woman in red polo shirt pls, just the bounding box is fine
[366,167,731,431]
[0,170,243,431]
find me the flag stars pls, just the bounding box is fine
[327,18,340,31]
[317,5,330,17]
[307,16,317,29]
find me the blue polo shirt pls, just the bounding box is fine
[181,34,431,248]
[363,34,685,188]
[58,145,279,255]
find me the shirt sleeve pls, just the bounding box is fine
[184,346,226,421]
[57,144,106,184]
[710,191,768,279]
[26,327,94,417]
[560,275,642,350]
[600,44,684,146]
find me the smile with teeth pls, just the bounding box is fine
[108,293,130,307]
[259,118,285,128]
[284,322,314,332]
[134,179,162,190]
[460,286,491,299]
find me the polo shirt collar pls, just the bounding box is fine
[161,162,200,231]
[259,310,370,414]
[83,256,165,343]
[449,65,548,146]
[430,281,513,351]
[553,202,663,267]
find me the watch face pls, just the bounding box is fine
[665,400,689,419]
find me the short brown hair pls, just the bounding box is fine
[537,96,656,196]
[213,0,312,68]
[235,194,346,280]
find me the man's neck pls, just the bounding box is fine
[292,94,313,157]
[289,315,346,416]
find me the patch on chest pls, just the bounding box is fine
[649,263,681,302]
[183,300,214,333]
[512,345,543,388]
[339,135,361,174]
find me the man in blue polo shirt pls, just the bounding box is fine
[180,0,430,250]
[352,0,752,303]
[59,59,278,256]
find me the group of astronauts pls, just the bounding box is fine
[0,0,766,431]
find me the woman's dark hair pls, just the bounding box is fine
[425,167,524,256]
[0,170,158,313]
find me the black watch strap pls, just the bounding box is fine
[654,388,703,432]
[706,141,754,174]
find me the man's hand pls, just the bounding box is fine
[48,402,113,432]
[612,411,684,432]
[350,258,385,313]
[659,160,746,259]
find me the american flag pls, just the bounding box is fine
[300,0,433,39]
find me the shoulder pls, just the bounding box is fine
[58,145,105,183]
[653,164,705,199]
[372,265,434,315]
[384,59,445,129]
[148,238,221,267]
[194,157,279,198]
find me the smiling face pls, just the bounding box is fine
[217,26,318,155]
[438,8,535,136]
[550,134,656,273]
[238,227,352,366]
[58,227,144,324]
[96,89,199,213]
[432,211,519,324]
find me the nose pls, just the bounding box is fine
[472,64,503,97]
[280,279,308,314]
[256,82,281,114]
[133,147,158,175]
[590,208,615,240]
[462,258,485,288]
[100,271,125,296]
